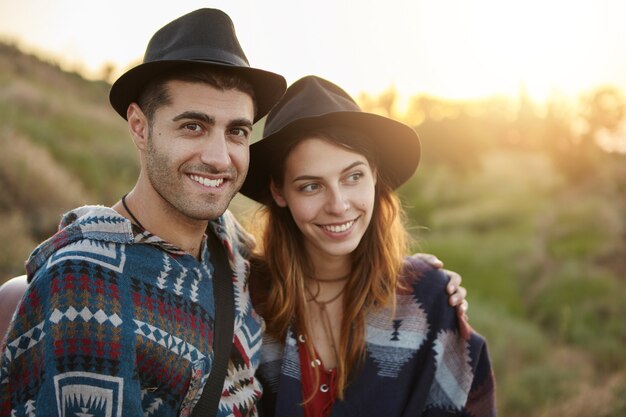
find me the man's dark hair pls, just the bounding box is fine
[137,65,257,123]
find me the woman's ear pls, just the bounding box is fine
[127,103,149,150]
[270,180,288,207]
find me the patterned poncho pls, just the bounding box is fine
[257,258,497,417]
[0,206,263,417]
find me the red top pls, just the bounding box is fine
[297,335,338,417]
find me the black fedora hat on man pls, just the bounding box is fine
[109,8,286,122]
[240,75,421,203]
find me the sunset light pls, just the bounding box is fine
[1,2,626,416]
[0,0,624,102]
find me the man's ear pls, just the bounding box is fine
[127,103,149,150]
[270,180,287,207]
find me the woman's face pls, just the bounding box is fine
[271,137,377,266]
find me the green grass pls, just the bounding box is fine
[404,149,626,417]
[2,41,626,417]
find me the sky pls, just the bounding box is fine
[1,0,625,104]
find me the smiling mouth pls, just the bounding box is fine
[320,219,356,233]
[189,174,225,188]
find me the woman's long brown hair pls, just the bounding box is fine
[249,127,411,400]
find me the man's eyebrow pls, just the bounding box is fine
[229,118,254,129]
[172,113,253,129]
[172,111,214,124]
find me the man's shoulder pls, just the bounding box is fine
[26,205,134,280]
[210,210,255,256]
[59,205,132,235]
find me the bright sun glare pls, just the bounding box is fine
[404,0,625,101]
[0,0,624,103]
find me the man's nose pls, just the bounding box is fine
[199,134,230,170]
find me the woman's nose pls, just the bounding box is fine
[325,187,349,214]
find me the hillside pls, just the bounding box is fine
[0,42,136,277]
[1,42,625,416]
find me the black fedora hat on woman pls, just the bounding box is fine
[240,75,421,203]
[109,8,286,122]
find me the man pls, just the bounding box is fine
[0,9,286,417]
[0,8,468,417]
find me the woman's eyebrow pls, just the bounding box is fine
[291,161,366,183]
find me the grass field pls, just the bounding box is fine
[1,42,625,416]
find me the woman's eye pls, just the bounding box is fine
[346,172,363,183]
[300,183,320,193]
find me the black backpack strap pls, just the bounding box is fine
[191,233,235,417]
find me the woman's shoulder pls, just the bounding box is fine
[395,256,458,327]
[400,255,449,295]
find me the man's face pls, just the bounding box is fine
[144,80,254,221]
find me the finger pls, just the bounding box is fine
[446,270,462,294]
[449,286,467,306]
[414,253,444,269]
[457,286,468,303]
[458,312,473,341]
[457,303,472,340]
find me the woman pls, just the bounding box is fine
[0,275,28,341]
[241,76,496,417]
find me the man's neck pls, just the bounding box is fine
[112,185,210,259]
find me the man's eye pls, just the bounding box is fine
[230,128,250,138]
[183,123,202,132]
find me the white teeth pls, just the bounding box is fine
[322,220,354,233]
[189,174,224,188]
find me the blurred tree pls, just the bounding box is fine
[409,96,490,173]
[543,87,626,182]
[98,61,117,83]
[581,86,625,133]
[358,86,399,119]
[509,86,545,151]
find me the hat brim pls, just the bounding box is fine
[240,111,421,204]
[109,60,286,122]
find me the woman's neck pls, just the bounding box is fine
[306,249,351,282]
[303,275,346,370]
